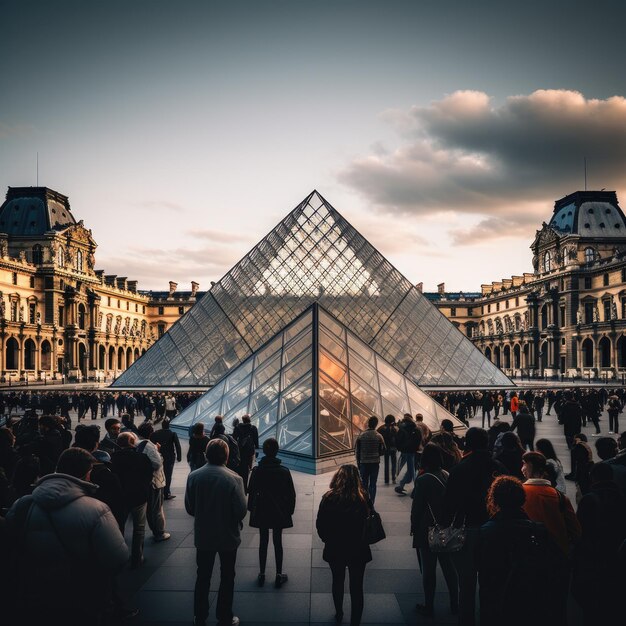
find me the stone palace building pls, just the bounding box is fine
[0,186,202,383]
[428,190,626,382]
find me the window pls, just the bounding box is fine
[622,297,626,319]
[29,276,34,288]
[604,273,610,286]
[107,297,111,306]
[135,303,138,312]
[12,272,17,285]
[57,247,65,267]
[622,268,626,283]
[467,307,473,316]
[158,323,166,338]
[10,300,18,322]
[29,303,36,324]
[487,304,491,313]
[515,297,519,307]
[544,251,552,272]
[584,276,592,289]
[585,247,595,264]
[117,299,121,308]
[126,301,129,310]
[32,245,43,264]
[505,300,509,309]
[560,305,565,327]
[142,305,146,314]
[158,306,164,315]
[75,250,83,272]
[604,299,611,321]
[496,302,500,311]
[450,306,456,316]
[58,306,64,326]
[178,306,184,315]
[584,302,595,324]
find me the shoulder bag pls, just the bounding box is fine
[362,503,386,544]
[425,473,465,553]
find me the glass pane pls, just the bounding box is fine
[277,399,312,454]
[376,357,404,388]
[252,352,282,390]
[319,373,350,418]
[319,327,347,362]
[284,309,312,342]
[222,374,252,412]
[347,332,375,365]
[319,309,345,339]
[254,335,283,368]
[349,373,381,415]
[250,373,280,414]
[319,348,348,387]
[347,349,378,390]
[319,407,352,454]
[282,349,312,389]
[283,328,312,365]
[224,358,253,392]
[251,400,279,438]
[350,396,376,432]
[378,374,410,415]
[280,372,312,416]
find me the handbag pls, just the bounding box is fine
[362,506,386,544]
[427,505,466,553]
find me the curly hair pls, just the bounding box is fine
[486,475,526,517]
[327,464,368,505]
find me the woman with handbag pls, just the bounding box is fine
[247,438,296,588]
[316,464,372,625]
[410,443,459,618]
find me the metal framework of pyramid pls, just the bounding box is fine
[170,304,466,472]
[114,190,510,389]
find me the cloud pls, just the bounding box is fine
[189,228,255,245]
[339,90,626,241]
[136,200,187,212]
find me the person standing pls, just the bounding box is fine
[233,414,259,493]
[355,416,385,504]
[377,415,398,484]
[111,432,154,568]
[164,393,177,420]
[394,415,422,495]
[185,439,246,626]
[410,444,458,618]
[607,392,622,434]
[509,392,519,419]
[510,401,536,451]
[316,464,372,626]
[187,422,210,471]
[6,448,129,626]
[247,438,296,588]
[151,418,182,499]
[481,392,494,428]
[533,391,545,422]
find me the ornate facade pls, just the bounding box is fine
[0,187,201,383]
[430,190,626,381]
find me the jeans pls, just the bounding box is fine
[383,449,397,483]
[194,549,237,623]
[398,453,415,489]
[535,406,543,422]
[481,410,492,428]
[359,463,380,504]
[451,526,480,626]
[122,503,147,567]
[329,561,366,626]
[417,546,458,611]
[146,487,166,537]
[259,528,284,574]
[609,410,620,432]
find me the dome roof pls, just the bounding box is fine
[549,190,626,237]
[0,187,76,236]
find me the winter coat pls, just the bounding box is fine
[111,447,154,508]
[185,463,247,552]
[316,493,372,565]
[560,400,583,436]
[247,456,296,529]
[187,435,210,470]
[6,474,128,616]
[377,423,398,450]
[510,411,536,444]
[151,428,182,463]
[444,450,504,527]
[410,470,448,548]
[233,423,259,459]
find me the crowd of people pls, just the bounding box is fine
[0,388,625,625]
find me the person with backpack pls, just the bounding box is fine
[394,415,422,495]
[247,438,296,589]
[479,475,566,626]
[187,422,210,471]
[510,401,536,451]
[607,392,622,434]
[233,415,259,493]
[210,419,241,474]
[521,451,580,625]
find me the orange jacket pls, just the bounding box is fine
[510,396,519,412]
[522,480,581,554]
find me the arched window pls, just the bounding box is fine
[57,246,65,268]
[76,250,83,272]
[78,304,86,330]
[584,247,595,264]
[544,251,552,272]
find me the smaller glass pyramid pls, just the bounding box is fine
[170,303,466,468]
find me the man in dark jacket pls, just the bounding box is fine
[111,432,154,568]
[510,402,536,450]
[394,414,422,495]
[560,392,582,449]
[6,447,128,626]
[233,414,259,493]
[100,418,122,455]
[150,419,182,500]
[445,427,504,626]
[185,438,246,626]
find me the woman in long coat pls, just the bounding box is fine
[247,437,296,588]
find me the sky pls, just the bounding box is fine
[2,0,626,292]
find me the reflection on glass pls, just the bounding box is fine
[319,349,347,387]
[282,350,312,389]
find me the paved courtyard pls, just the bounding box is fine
[99,403,603,626]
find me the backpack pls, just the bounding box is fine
[217,434,240,471]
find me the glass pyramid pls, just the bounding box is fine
[115,191,510,388]
[170,304,466,465]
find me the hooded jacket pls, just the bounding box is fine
[6,473,128,613]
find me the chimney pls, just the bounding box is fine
[437,282,445,295]
[127,280,138,293]
[95,269,105,283]
[168,281,178,298]
[416,282,423,293]
[105,274,117,287]
[116,277,128,291]
[191,281,199,297]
